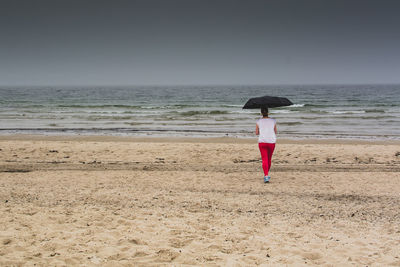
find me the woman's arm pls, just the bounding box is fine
[255,124,259,135]
[274,124,277,134]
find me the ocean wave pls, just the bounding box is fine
[72,115,136,121]
[280,121,303,126]
[124,122,148,126]
[215,116,249,121]
[232,110,259,114]
[153,116,203,122]
[3,104,46,109]
[178,110,230,116]
[304,104,327,107]
[57,104,143,109]
[14,110,44,114]
[360,116,396,120]
[271,110,299,114]
[221,104,244,108]
[381,120,400,123]
[163,104,203,109]
[365,109,385,113]
[298,116,319,120]
[289,104,305,107]
[331,110,365,114]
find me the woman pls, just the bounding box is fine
[255,107,277,183]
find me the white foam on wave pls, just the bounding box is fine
[234,110,258,114]
[271,110,299,114]
[140,106,157,109]
[289,104,305,107]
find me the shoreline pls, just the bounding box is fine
[1,133,400,145]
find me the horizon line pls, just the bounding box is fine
[1,82,400,88]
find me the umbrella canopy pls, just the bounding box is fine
[242,95,293,109]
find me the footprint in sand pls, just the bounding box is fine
[156,249,180,262]
[133,251,149,257]
[169,237,193,248]
[302,251,323,261]
[128,238,147,245]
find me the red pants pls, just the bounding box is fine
[258,143,275,176]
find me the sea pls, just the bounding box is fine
[0,84,399,140]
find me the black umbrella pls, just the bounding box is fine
[242,95,293,109]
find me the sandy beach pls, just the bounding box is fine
[0,135,399,266]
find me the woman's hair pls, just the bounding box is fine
[261,107,269,117]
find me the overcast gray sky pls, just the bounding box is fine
[1,0,400,86]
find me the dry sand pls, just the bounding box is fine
[0,135,399,266]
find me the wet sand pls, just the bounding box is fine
[0,135,399,266]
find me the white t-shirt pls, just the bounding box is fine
[257,118,276,143]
